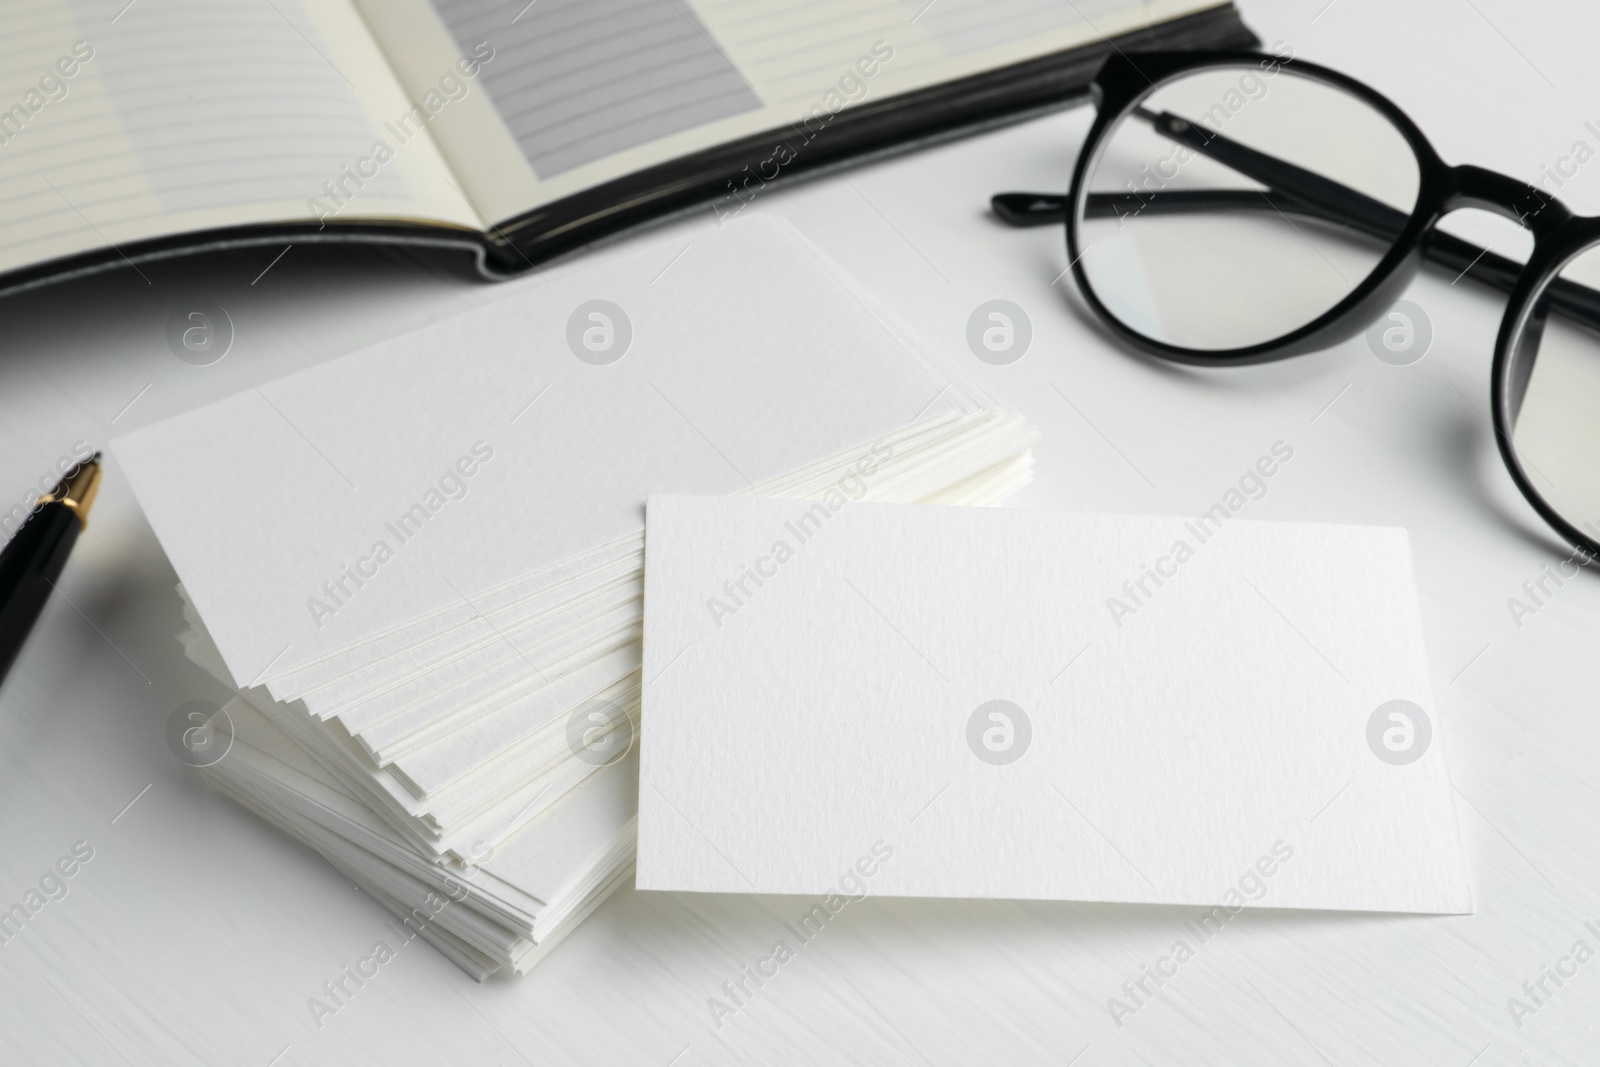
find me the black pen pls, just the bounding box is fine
[0,454,101,685]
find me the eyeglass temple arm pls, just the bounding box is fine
[993,108,1600,330]
[992,105,1409,237]
[995,187,1525,293]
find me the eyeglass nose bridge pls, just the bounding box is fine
[1439,164,1571,241]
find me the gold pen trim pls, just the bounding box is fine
[38,454,102,529]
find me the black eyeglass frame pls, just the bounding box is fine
[1040,49,1600,563]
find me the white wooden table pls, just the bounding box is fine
[2,1,1596,1062]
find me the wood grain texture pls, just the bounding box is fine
[3,0,1599,1061]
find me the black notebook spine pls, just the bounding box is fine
[485,4,1258,274]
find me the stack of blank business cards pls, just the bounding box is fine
[115,216,1036,977]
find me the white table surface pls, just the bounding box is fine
[4,1,1599,1063]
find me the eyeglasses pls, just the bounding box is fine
[993,49,1600,560]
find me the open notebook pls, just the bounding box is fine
[0,0,1253,294]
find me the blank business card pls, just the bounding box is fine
[636,497,1472,914]
[113,216,964,687]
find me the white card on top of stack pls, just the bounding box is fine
[113,214,986,687]
[636,497,1473,915]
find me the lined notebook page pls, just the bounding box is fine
[720,0,1159,107]
[432,0,763,179]
[0,0,478,278]
[356,0,1222,226]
